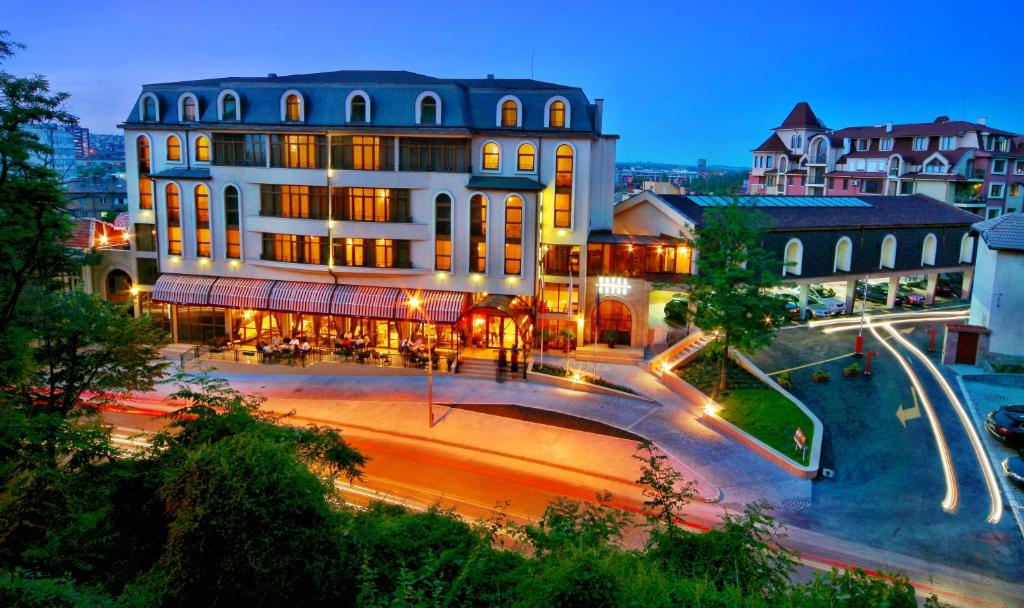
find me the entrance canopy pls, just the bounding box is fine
[467,294,532,318]
[153,274,470,323]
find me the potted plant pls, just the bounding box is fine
[560,328,576,353]
[603,329,619,348]
[812,368,830,383]
[776,371,794,389]
[842,362,861,377]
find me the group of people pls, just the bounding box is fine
[334,332,370,352]
[496,345,520,381]
[257,335,312,363]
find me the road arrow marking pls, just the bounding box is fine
[898,327,914,334]
[897,386,923,427]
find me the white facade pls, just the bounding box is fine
[969,238,1024,358]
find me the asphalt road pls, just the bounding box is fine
[748,318,1024,587]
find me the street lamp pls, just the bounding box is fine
[408,297,434,427]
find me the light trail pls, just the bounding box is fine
[821,313,968,334]
[882,323,1003,524]
[807,307,969,329]
[865,316,959,513]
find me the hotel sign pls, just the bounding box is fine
[597,276,631,296]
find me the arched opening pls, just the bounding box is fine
[880,234,897,269]
[554,144,574,228]
[166,135,181,161]
[224,185,241,259]
[105,269,133,306]
[921,233,937,266]
[285,94,301,121]
[834,236,852,272]
[592,300,631,346]
[195,135,210,162]
[548,100,566,128]
[419,95,438,124]
[221,93,238,120]
[501,99,518,127]
[141,95,157,121]
[960,233,974,263]
[181,95,197,121]
[349,94,368,122]
[516,143,535,172]
[194,184,210,257]
[813,138,828,163]
[482,142,500,171]
[136,136,150,173]
[783,238,803,276]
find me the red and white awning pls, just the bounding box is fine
[208,278,275,310]
[332,285,400,319]
[152,273,217,305]
[395,289,469,324]
[269,281,336,315]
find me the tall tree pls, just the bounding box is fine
[688,199,783,394]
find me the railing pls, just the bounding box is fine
[179,345,203,368]
[806,174,826,186]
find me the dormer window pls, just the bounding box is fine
[879,138,893,151]
[219,91,240,121]
[924,158,945,174]
[286,95,300,121]
[549,101,565,128]
[913,136,928,151]
[417,93,440,125]
[181,95,197,121]
[501,100,518,127]
[855,139,869,151]
[140,94,159,122]
[347,91,370,123]
[940,136,956,150]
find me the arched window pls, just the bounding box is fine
[889,157,901,176]
[482,142,501,171]
[814,138,827,162]
[778,156,787,173]
[166,135,181,161]
[434,193,452,271]
[141,94,158,121]
[136,136,150,173]
[960,233,974,263]
[105,269,133,305]
[348,92,369,122]
[554,144,574,228]
[834,237,852,272]
[224,185,241,259]
[548,100,566,128]
[880,234,897,269]
[195,136,210,162]
[504,195,523,275]
[418,94,439,124]
[921,233,937,266]
[783,238,803,276]
[469,194,487,273]
[501,99,518,127]
[516,143,535,172]
[221,92,239,121]
[165,184,181,255]
[194,184,211,258]
[790,134,802,150]
[181,95,197,121]
[138,178,153,210]
[285,94,301,121]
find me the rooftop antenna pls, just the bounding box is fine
[530,51,535,79]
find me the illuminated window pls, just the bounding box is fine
[285,94,301,121]
[548,100,566,128]
[269,134,326,169]
[224,185,241,259]
[166,135,181,161]
[420,95,438,124]
[517,143,535,172]
[501,100,518,127]
[335,187,410,222]
[469,194,487,272]
[331,135,393,171]
[182,95,197,121]
[195,136,210,162]
[165,184,181,255]
[542,283,578,313]
[554,144,574,228]
[261,233,325,265]
[260,185,329,219]
[138,178,153,210]
[136,136,150,173]
[344,238,365,266]
[504,195,523,275]
[435,193,452,271]
[194,184,211,257]
[221,93,238,121]
[374,239,394,268]
[483,142,500,171]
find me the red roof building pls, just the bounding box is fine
[748,103,1024,218]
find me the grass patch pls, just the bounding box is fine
[532,363,637,395]
[992,362,1024,374]
[677,352,814,465]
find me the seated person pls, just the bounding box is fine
[354,336,365,348]
[300,339,311,352]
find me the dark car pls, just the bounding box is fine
[1002,456,1024,486]
[985,405,1024,444]
[863,283,903,307]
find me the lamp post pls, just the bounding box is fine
[408,297,434,427]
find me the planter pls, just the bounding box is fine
[841,369,860,378]
[812,374,829,383]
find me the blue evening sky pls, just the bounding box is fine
[4,0,1023,166]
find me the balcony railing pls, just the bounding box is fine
[806,174,825,186]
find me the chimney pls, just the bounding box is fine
[486,73,494,79]
[977,116,987,126]
[885,122,892,132]
[594,99,604,134]
[267,73,278,79]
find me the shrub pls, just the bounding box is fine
[664,298,689,326]
[843,362,861,376]
[812,368,830,382]
[775,371,793,389]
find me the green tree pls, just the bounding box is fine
[688,199,783,394]
[633,441,697,532]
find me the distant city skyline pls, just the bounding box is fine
[4,0,1023,166]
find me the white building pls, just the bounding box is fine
[120,70,615,351]
[964,214,1024,362]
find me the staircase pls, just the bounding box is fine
[649,331,712,373]
[454,356,526,381]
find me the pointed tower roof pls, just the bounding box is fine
[775,102,825,130]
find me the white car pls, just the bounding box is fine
[809,288,846,314]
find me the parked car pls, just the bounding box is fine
[985,405,1024,444]
[897,284,925,306]
[863,283,903,307]
[777,292,832,319]
[778,293,801,319]
[1002,456,1024,487]
[809,288,845,314]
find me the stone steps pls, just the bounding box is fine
[455,357,526,381]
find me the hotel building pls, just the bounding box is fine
[120,70,618,353]
[748,102,1024,218]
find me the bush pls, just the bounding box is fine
[664,298,689,326]
[812,368,830,382]
[775,371,793,389]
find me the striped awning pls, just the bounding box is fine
[152,273,217,306]
[395,289,469,324]
[208,278,275,310]
[269,281,337,315]
[332,285,400,319]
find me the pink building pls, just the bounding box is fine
[749,102,1024,219]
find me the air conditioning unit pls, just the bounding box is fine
[851,180,860,186]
